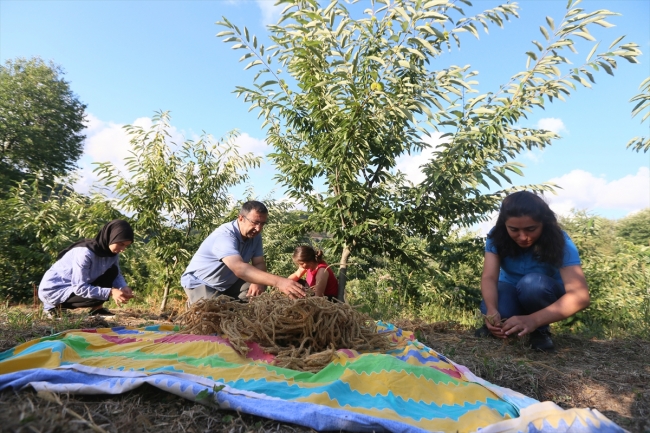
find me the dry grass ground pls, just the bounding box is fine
[0,307,648,433]
[405,320,650,433]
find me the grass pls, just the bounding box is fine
[1,303,649,433]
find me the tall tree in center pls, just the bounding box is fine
[218,0,640,300]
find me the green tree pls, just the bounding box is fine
[617,208,650,246]
[260,204,312,278]
[217,0,640,300]
[94,111,261,311]
[627,76,650,153]
[0,179,121,301]
[0,57,87,192]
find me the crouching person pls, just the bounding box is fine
[476,191,590,352]
[288,245,339,301]
[39,219,135,318]
[181,200,306,304]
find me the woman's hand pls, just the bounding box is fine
[111,287,134,305]
[502,315,539,337]
[484,309,506,338]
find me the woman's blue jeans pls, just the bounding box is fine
[479,273,566,332]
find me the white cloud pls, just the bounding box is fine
[544,167,650,216]
[522,149,544,164]
[83,114,137,168]
[256,0,282,25]
[233,132,269,156]
[537,117,566,135]
[472,167,649,235]
[73,114,184,194]
[395,132,448,184]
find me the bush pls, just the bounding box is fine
[616,208,650,246]
[560,212,650,337]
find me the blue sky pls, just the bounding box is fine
[1,0,648,222]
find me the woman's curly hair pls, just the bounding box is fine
[488,191,565,267]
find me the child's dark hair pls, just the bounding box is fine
[293,245,324,263]
[488,191,565,266]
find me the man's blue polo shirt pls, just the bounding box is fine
[485,229,581,288]
[181,220,264,291]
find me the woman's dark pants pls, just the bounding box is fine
[58,265,118,310]
[479,273,566,332]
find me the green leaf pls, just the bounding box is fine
[545,16,555,31]
[196,389,211,402]
[586,42,599,62]
[608,35,625,49]
[539,26,550,40]
[572,31,595,41]
[598,61,614,75]
[244,60,263,70]
[525,51,538,61]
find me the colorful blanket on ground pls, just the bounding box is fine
[0,322,622,433]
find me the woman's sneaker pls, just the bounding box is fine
[45,308,62,319]
[529,329,554,352]
[88,307,115,317]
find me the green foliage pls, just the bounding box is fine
[616,208,650,246]
[260,204,312,278]
[626,76,650,153]
[0,57,87,193]
[217,0,640,301]
[346,231,482,323]
[94,111,261,310]
[0,179,121,301]
[560,212,650,336]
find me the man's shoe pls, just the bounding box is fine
[474,324,495,338]
[88,307,115,317]
[529,329,555,352]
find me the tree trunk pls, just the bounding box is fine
[160,284,170,312]
[160,264,175,312]
[337,246,351,303]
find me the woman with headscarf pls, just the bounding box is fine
[39,219,135,318]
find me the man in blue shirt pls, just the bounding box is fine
[182,201,306,304]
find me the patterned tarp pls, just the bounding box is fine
[0,322,623,433]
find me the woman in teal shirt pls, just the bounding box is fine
[477,191,590,352]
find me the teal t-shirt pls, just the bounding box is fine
[485,230,581,287]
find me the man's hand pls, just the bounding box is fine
[502,315,539,337]
[247,283,266,298]
[111,287,134,305]
[276,278,306,299]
